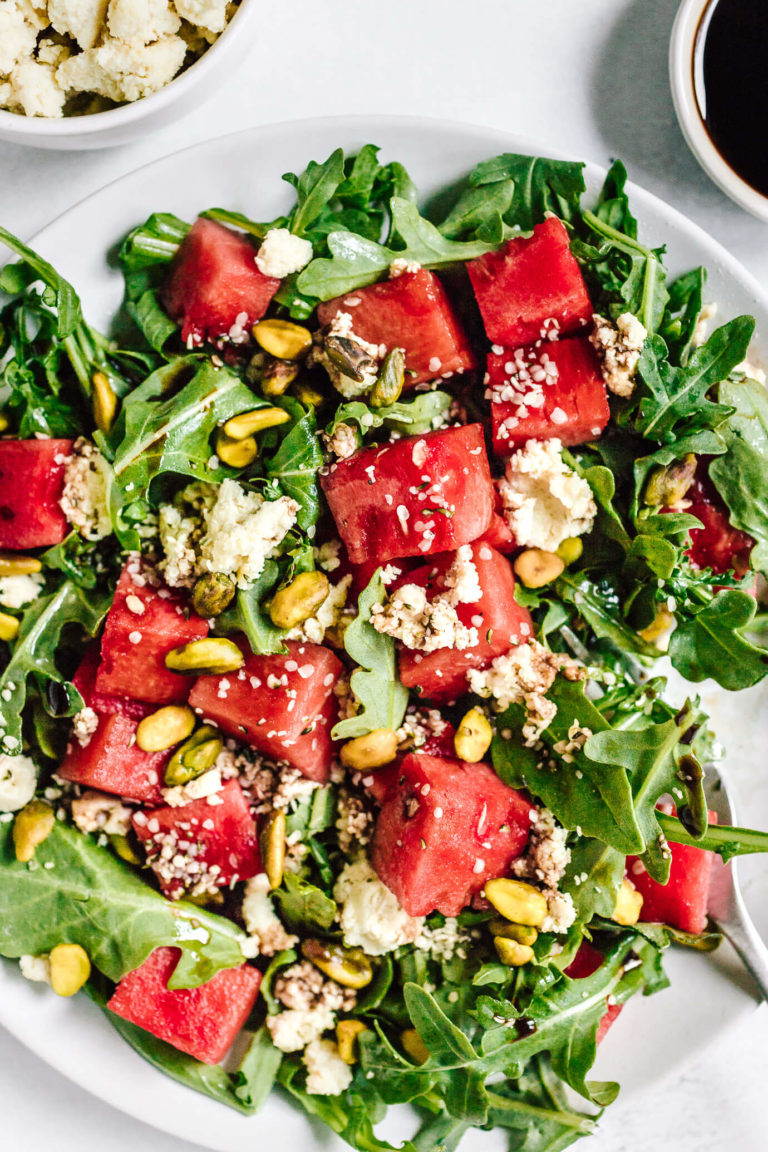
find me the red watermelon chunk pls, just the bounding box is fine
[188,639,341,782]
[73,645,154,721]
[627,811,717,935]
[371,752,532,916]
[488,336,609,453]
[316,268,474,387]
[0,439,72,550]
[683,473,754,577]
[565,942,623,1043]
[467,218,593,348]
[133,779,261,900]
[320,425,495,566]
[396,542,534,702]
[161,218,280,347]
[107,947,261,1064]
[96,561,209,706]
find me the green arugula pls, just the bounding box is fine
[274,873,337,932]
[216,560,287,656]
[327,391,453,441]
[264,398,324,531]
[709,375,768,576]
[668,589,768,690]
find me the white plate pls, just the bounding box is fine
[1,116,767,1151]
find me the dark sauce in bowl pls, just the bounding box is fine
[695,0,768,197]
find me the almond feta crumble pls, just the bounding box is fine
[0,752,37,812]
[303,1038,353,1096]
[589,312,647,398]
[370,546,481,652]
[71,790,132,835]
[467,640,582,745]
[333,856,424,955]
[255,229,314,279]
[0,572,44,611]
[60,439,112,542]
[266,960,356,1053]
[240,872,298,957]
[498,437,597,552]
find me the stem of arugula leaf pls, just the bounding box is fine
[660,813,768,857]
[581,209,662,332]
[484,1091,595,1133]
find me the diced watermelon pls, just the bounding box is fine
[371,752,532,916]
[0,439,72,550]
[488,337,609,453]
[133,779,261,900]
[476,510,517,554]
[107,947,261,1064]
[188,639,341,782]
[627,811,717,935]
[58,717,166,805]
[396,543,534,702]
[96,562,209,706]
[467,218,593,348]
[316,268,475,387]
[684,473,754,577]
[72,645,154,721]
[565,942,623,1043]
[321,425,495,566]
[161,218,280,346]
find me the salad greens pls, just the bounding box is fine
[0,142,767,1152]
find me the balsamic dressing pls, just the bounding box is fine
[696,0,768,197]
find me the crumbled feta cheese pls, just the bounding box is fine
[241,872,298,957]
[303,1038,353,1096]
[71,789,132,836]
[498,438,596,552]
[371,578,478,653]
[107,0,180,43]
[19,954,52,984]
[442,544,482,606]
[389,259,422,278]
[267,1004,336,1053]
[57,36,187,104]
[161,767,222,808]
[590,313,647,398]
[0,572,43,611]
[315,540,342,573]
[255,229,313,280]
[0,753,37,812]
[334,857,424,956]
[541,890,576,934]
[0,4,39,74]
[59,439,112,542]
[7,59,67,118]
[48,0,109,48]
[323,422,359,460]
[267,960,355,1053]
[512,808,571,889]
[287,574,351,646]
[467,640,582,745]
[72,706,99,748]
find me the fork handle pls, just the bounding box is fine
[721,888,768,1003]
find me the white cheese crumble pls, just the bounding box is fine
[59,439,112,542]
[286,574,351,646]
[498,438,596,553]
[0,572,44,611]
[541,890,576,934]
[255,229,313,280]
[333,857,424,956]
[240,872,298,957]
[108,0,181,43]
[371,547,482,653]
[48,0,109,49]
[389,258,422,278]
[303,1038,353,1096]
[467,640,581,745]
[72,706,99,748]
[161,766,223,807]
[71,789,132,836]
[56,35,187,104]
[589,312,647,398]
[0,5,39,75]
[323,421,359,460]
[0,753,37,812]
[266,960,355,1053]
[19,954,52,984]
[512,807,571,890]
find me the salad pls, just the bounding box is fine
[0,144,767,1152]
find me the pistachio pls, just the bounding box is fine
[261,357,300,397]
[612,878,644,926]
[638,607,675,645]
[165,637,245,676]
[400,1028,430,1065]
[49,943,91,997]
[292,380,326,408]
[336,1019,368,1065]
[324,334,377,384]
[488,918,538,946]
[0,553,42,577]
[513,548,565,589]
[644,453,697,507]
[13,800,55,863]
[109,834,142,865]
[340,728,399,771]
[92,371,118,434]
[302,939,373,989]
[494,937,535,967]
[164,725,223,787]
[192,572,236,618]
[484,878,548,927]
[261,810,286,890]
[555,536,584,566]
[253,318,312,361]
[369,347,405,408]
[135,705,196,753]
[223,407,290,440]
[454,707,493,763]
[268,571,330,630]
[0,611,19,642]
[215,429,258,469]
[0,412,9,433]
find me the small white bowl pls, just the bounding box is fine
[670,0,768,221]
[0,0,258,151]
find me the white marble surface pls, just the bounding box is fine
[0,0,767,1147]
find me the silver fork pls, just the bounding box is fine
[559,625,768,1001]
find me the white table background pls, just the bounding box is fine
[1,0,766,1147]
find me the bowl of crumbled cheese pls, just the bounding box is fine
[0,0,256,148]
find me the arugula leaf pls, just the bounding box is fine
[660,266,705,363]
[462,153,586,231]
[0,821,246,985]
[668,589,768,690]
[231,1027,284,1110]
[265,400,324,531]
[0,580,111,749]
[216,560,287,656]
[709,375,768,575]
[331,570,408,740]
[579,199,668,334]
[327,391,453,441]
[562,837,625,925]
[660,812,768,862]
[0,225,83,339]
[274,873,337,931]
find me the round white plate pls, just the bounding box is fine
[1,116,767,1151]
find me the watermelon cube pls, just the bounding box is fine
[107,947,261,1064]
[565,941,622,1043]
[488,336,609,453]
[188,639,342,782]
[162,217,280,347]
[684,473,754,577]
[627,819,716,936]
[133,779,261,900]
[371,752,532,916]
[467,218,593,348]
[0,439,72,549]
[72,645,154,721]
[316,268,475,387]
[96,561,209,706]
[320,425,495,566]
[397,542,534,702]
